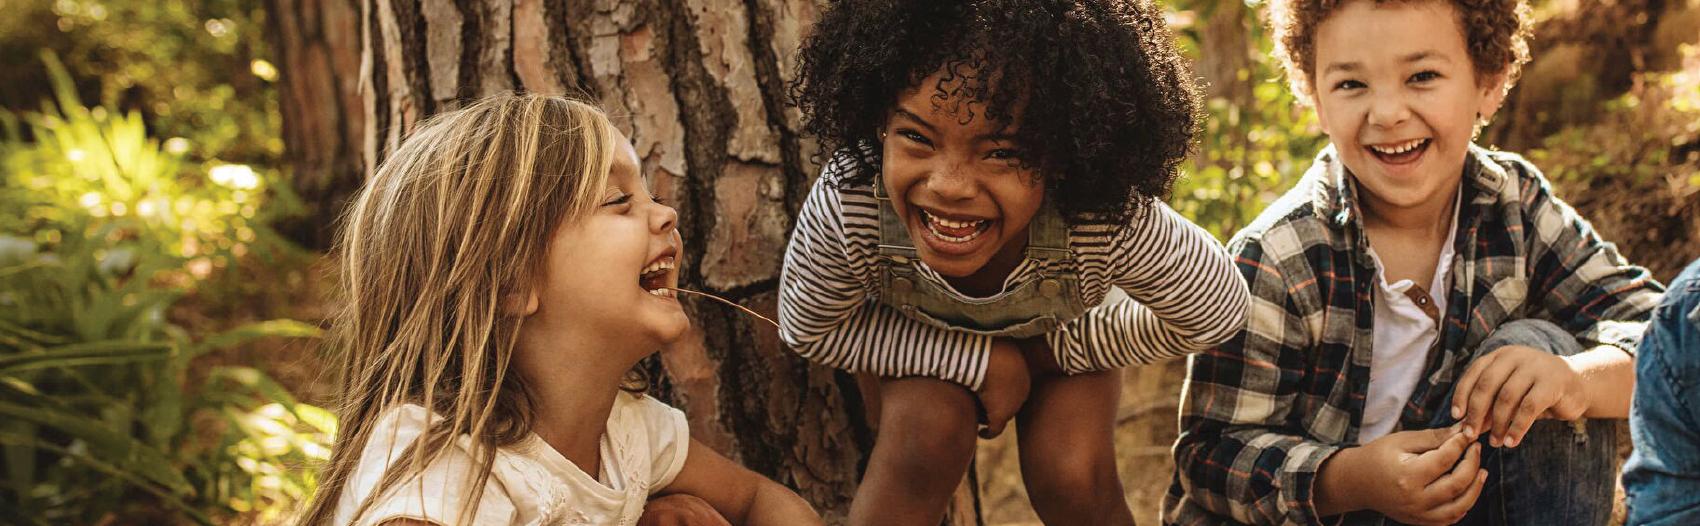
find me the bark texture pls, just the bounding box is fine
[264,0,366,250]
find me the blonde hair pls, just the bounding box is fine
[299,94,618,525]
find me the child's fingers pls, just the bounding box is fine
[1412,431,1471,481]
[1488,372,1535,446]
[1461,356,1515,437]
[976,394,1019,439]
[1423,469,1488,526]
[1423,443,1481,502]
[1504,382,1559,447]
[1451,351,1500,430]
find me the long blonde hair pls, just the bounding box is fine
[299,94,618,525]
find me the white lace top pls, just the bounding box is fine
[331,393,690,526]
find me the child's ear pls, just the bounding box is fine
[1475,71,1511,124]
[503,289,540,317]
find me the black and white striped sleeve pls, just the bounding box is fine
[1044,202,1250,372]
[778,174,995,389]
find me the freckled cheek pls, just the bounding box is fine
[991,186,1044,225]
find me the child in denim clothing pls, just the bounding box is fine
[779,1,1250,524]
[1164,1,1664,525]
[1624,257,1700,525]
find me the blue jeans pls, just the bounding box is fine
[1344,319,1619,525]
[1624,259,1700,525]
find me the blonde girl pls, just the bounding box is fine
[299,94,819,526]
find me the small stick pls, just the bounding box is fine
[667,287,780,329]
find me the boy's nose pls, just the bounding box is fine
[1366,96,1413,128]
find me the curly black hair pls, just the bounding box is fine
[790,0,1202,225]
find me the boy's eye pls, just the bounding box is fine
[987,149,1021,161]
[1408,70,1440,83]
[650,193,666,206]
[1333,79,1366,91]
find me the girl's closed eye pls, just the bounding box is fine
[895,129,933,147]
[603,191,634,208]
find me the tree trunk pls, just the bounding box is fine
[264,0,366,250]
[349,0,978,522]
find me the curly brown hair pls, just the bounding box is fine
[790,0,1201,225]
[1269,0,1534,103]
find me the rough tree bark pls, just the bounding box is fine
[342,1,979,523]
[263,0,366,250]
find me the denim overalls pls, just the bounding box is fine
[872,179,1090,338]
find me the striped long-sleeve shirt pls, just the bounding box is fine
[777,150,1251,390]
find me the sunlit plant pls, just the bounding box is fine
[0,52,327,524]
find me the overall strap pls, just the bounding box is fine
[1023,200,1073,265]
[873,177,919,261]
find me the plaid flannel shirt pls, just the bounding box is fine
[1162,144,1664,526]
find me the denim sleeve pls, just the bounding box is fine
[1623,260,1700,525]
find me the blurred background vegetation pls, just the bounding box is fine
[0,0,1693,524]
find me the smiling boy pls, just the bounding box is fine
[1163,1,1664,525]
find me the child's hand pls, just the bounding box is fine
[640,494,732,526]
[1321,426,1487,525]
[977,338,1031,438]
[1014,335,1065,377]
[1449,345,1589,448]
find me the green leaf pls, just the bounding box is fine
[0,317,68,349]
[202,366,300,410]
[0,398,192,496]
[0,340,172,375]
[0,432,211,526]
[187,319,320,358]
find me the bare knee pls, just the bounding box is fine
[876,378,978,480]
[1021,443,1126,517]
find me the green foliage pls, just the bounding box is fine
[0,55,327,524]
[0,0,279,165]
[1523,43,1700,279]
[1529,44,1700,192]
[1165,0,1330,240]
[3,51,301,288]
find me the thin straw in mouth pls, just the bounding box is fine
[666,287,780,329]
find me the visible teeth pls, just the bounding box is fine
[923,211,986,243]
[640,257,675,294]
[641,257,675,276]
[923,210,987,231]
[1371,139,1425,155]
[938,217,976,229]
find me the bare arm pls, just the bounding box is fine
[656,439,821,526]
[1568,346,1634,418]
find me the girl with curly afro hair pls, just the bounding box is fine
[776,1,1251,524]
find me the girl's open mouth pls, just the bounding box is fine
[919,209,992,243]
[1366,138,1430,165]
[639,257,676,298]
